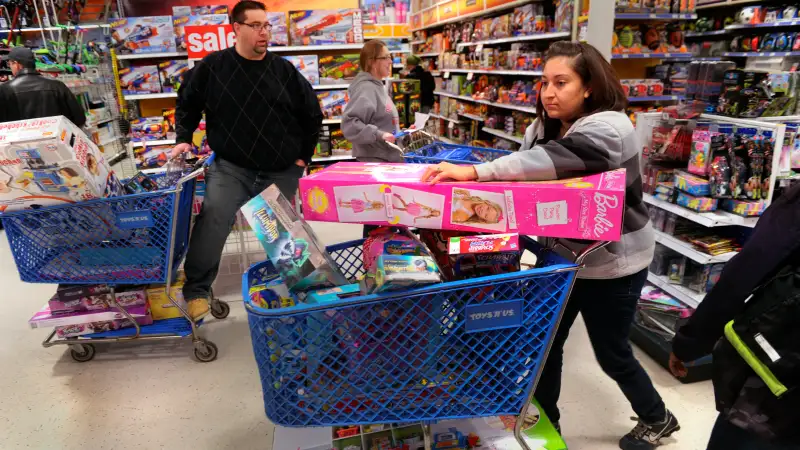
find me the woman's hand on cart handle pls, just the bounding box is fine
[382,132,396,144]
[422,162,478,185]
[170,143,192,160]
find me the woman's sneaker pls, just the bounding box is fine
[619,410,680,450]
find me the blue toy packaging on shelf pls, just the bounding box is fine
[119,66,161,95]
[240,184,348,292]
[157,60,190,93]
[110,16,177,55]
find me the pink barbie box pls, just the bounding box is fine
[300,163,627,241]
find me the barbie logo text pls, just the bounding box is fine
[592,193,620,238]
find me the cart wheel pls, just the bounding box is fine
[210,300,230,319]
[70,344,96,362]
[193,340,218,363]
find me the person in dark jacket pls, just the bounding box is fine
[170,0,323,319]
[670,182,800,450]
[0,47,86,127]
[404,55,435,113]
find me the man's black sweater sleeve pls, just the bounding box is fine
[175,64,207,145]
[672,182,800,362]
[294,74,323,164]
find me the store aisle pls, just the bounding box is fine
[0,223,716,450]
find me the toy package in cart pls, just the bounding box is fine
[0,116,123,212]
[240,184,348,292]
[288,9,364,46]
[300,163,627,241]
[110,16,177,55]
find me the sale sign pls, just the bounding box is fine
[185,25,235,59]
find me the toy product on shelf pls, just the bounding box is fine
[173,14,229,51]
[130,117,168,142]
[319,54,360,85]
[0,116,122,212]
[119,66,161,95]
[172,5,228,17]
[722,198,766,217]
[158,60,189,93]
[240,184,348,292]
[447,233,521,280]
[110,16,177,55]
[317,90,349,120]
[283,55,319,85]
[288,9,364,46]
[330,129,352,156]
[267,12,289,46]
[674,171,710,196]
[676,191,718,212]
[300,163,628,241]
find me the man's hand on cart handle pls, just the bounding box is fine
[382,132,396,144]
[170,143,192,160]
[422,162,478,185]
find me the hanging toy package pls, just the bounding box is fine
[745,135,766,200]
[761,135,773,199]
[709,134,733,198]
[730,132,753,199]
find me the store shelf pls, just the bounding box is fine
[313,83,350,90]
[311,155,354,162]
[721,51,800,57]
[481,127,524,144]
[270,44,364,52]
[116,52,188,60]
[131,139,176,148]
[123,93,178,100]
[726,19,800,30]
[611,53,694,59]
[0,23,107,33]
[411,0,533,32]
[627,95,684,103]
[443,68,542,76]
[646,272,704,309]
[615,13,698,20]
[643,193,758,228]
[410,40,426,45]
[696,0,760,10]
[652,230,738,264]
[416,51,442,57]
[435,91,537,114]
[456,31,571,49]
[458,112,485,122]
[393,63,404,68]
[429,113,463,124]
[685,29,729,37]
[322,119,342,125]
[97,136,121,147]
[433,134,458,144]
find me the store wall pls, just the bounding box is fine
[120,0,358,16]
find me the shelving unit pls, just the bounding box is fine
[644,193,758,228]
[481,127,525,144]
[455,31,571,49]
[627,95,684,103]
[615,12,697,19]
[435,91,537,114]
[458,112,485,122]
[429,113,463,124]
[313,84,350,90]
[322,119,342,125]
[441,68,543,76]
[722,51,800,58]
[646,272,705,309]
[123,93,178,101]
[116,52,188,60]
[652,230,738,264]
[131,139,177,148]
[611,53,694,59]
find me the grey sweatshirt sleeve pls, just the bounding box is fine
[342,88,382,145]
[475,118,625,182]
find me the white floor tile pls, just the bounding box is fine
[0,223,717,450]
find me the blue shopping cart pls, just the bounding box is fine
[243,236,607,450]
[1,155,228,363]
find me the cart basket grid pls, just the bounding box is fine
[1,178,196,284]
[244,237,578,427]
[403,143,512,164]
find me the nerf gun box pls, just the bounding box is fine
[240,184,348,292]
[0,116,123,212]
[268,12,289,47]
[283,55,319,85]
[173,14,229,51]
[172,5,228,17]
[300,163,627,241]
[288,9,364,46]
[110,16,177,55]
[158,60,190,92]
[119,65,161,95]
[317,90,349,120]
[319,54,360,85]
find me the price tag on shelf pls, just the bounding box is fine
[467,72,474,80]
[476,43,484,53]
[444,71,450,79]
[448,121,455,130]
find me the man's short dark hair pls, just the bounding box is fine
[231,0,266,23]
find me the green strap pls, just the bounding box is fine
[724,321,788,398]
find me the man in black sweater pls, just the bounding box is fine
[172,0,323,319]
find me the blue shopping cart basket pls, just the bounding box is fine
[1,167,199,285]
[403,142,512,164]
[243,236,591,429]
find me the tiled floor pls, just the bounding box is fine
[0,223,717,450]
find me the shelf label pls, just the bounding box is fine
[444,71,450,79]
[466,72,474,80]
[476,43,484,53]
[465,299,523,333]
[448,121,455,129]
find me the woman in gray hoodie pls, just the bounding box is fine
[342,40,403,164]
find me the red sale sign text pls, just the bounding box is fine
[185,25,235,59]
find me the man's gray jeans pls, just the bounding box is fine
[182,158,304,300]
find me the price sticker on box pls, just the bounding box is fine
[467,72,474,80]
[444,71,450,79]
[465,299,523,333]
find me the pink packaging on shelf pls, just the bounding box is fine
[29,303,150,329]
[55,313,153,338]
[300,163,627,241]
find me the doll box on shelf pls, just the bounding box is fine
[299,163,627,241]
[0,116,121,212]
